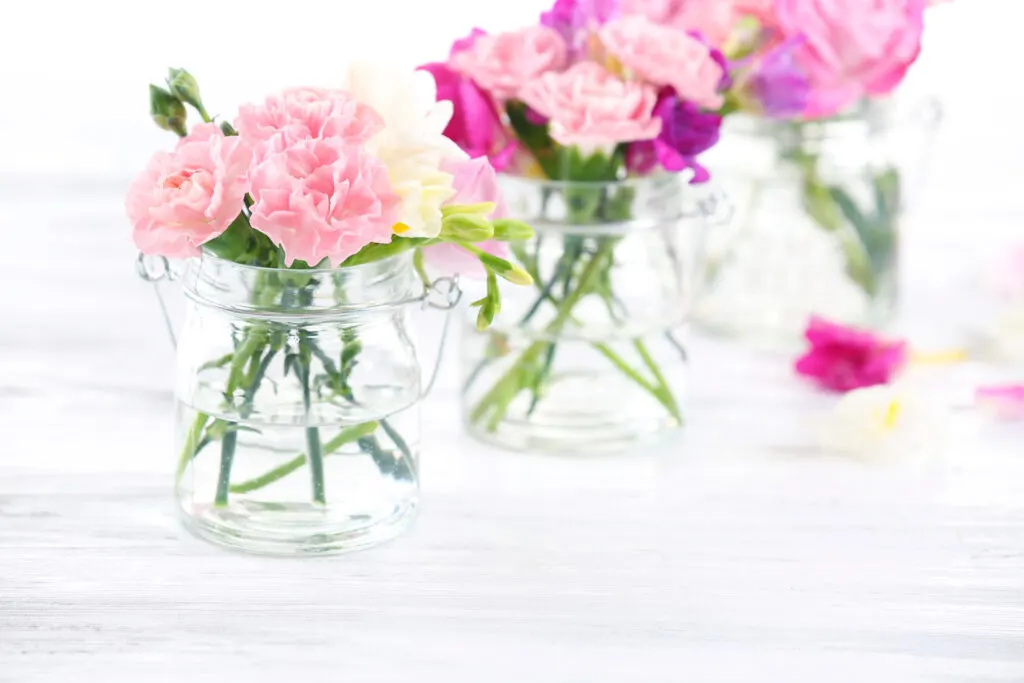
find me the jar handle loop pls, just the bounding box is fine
[136,251,179,350]
[697,185,735,227]
[417,274,463,399]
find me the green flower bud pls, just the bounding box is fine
[442,202,496,218]
[441,212,494,243]
[149,84,187,137]
[476,299,497,330]
[492,218,534,242]
[477,252,533,286]
[167,68,205,114]
[499,264,533,286]
[220,120,238,137]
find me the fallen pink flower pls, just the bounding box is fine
[975,384,1024,421]
[795,316,907,392]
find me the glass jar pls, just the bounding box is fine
[693,98,942,347]
[460,175,708,454]
[152,251,457,555]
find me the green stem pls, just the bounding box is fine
[633,339,682,424]
[229,421,379,494]
[306,427,326,504]
[175,411,209,485]
[593,343,657,395]
[470,241,614,428]
[214,430,238,506]
[300,355,326,505]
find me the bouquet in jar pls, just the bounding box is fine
[127,63,533,550]
[419,1,732,449]
[665,0,947,333]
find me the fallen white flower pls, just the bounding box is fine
[817,384,948,460]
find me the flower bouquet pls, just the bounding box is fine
[419,2,730,452]
[128,64,533,554]
[681,0,945,341]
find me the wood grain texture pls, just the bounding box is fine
[2,184,1024,682]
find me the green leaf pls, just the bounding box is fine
[506,100,559,178]
[802,174,843,233]
[203,213,252,261]
[827,187,871,244]
[873,168,901,228]
[342,237,432,267]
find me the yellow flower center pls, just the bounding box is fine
[881,398,902,431]
[393,222,410,235]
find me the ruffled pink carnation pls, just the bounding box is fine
[600,16,724,109]
[450,25,568,100]
[619,0,738,46]
[126,123,252,258]
[520,62,661,149]
[732,0,777,26]
[235,87,383,160]
[248,138,399,267]
[774,0,926,117]
[795,317,907,393]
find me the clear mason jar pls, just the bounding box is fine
[158,251,456,555]
[460,174,708,454]
[693,97,942,347]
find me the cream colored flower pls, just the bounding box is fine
[817,384,947,459]
[344,62,467,238]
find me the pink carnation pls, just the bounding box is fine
[235,87,383,160]
[795,317,907,393]
[450,26,568,100]
[248,138,399,267]
[126,123,252,259]
[600,16,725,109]
[774,0,926,117]
[520,62,661,150]
[732,0,777,25]
[619,0,738,46]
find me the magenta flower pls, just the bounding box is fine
[626,94,721,182]
[417,62,511,171]
[795,317,907,392]
[450,28,487,56]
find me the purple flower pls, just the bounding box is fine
[748,38,811,118]
[627,93,722,183]
[687,30,733,93]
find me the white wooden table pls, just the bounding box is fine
[2,175,1024,682]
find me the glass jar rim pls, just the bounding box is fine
[181,249,420,317]
[722,97,899,139]
[498,172,688,192]
[196,247,411,275]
